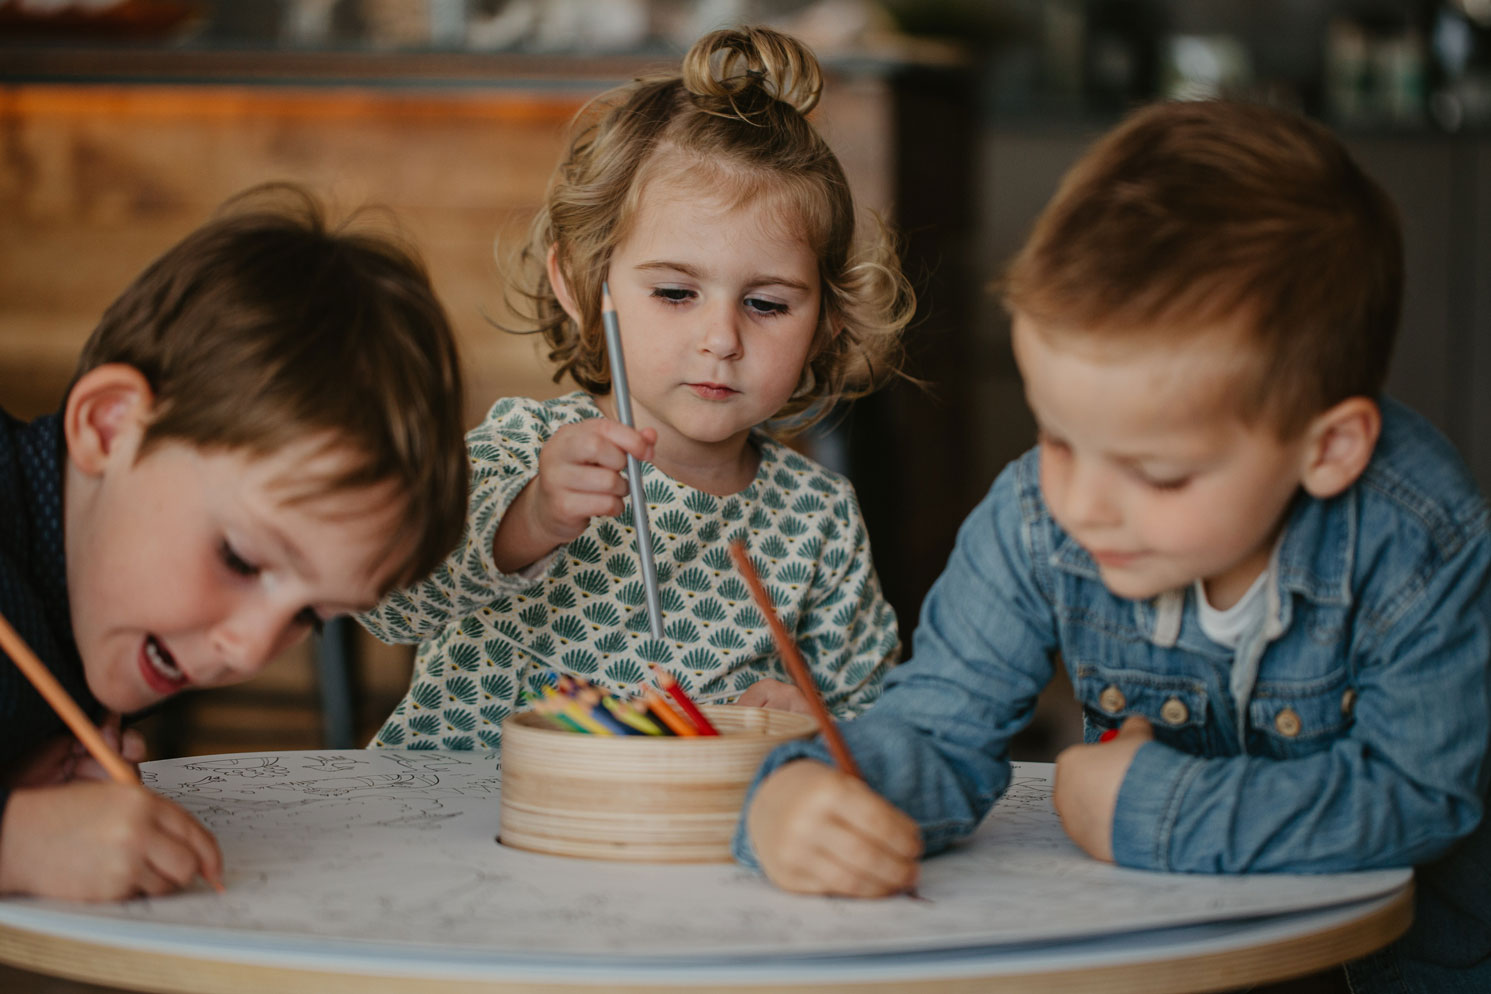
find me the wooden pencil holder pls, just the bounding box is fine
[498,704,818,863]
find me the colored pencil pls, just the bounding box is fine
[0,610,138,785]
[0,608,229,894]
[527,694,592,734]
[541,685,613,735]
[573,685,641,735]
[603,696,667,735]
[641,687,698,736]
[728,540,861,778]
[600,282,664,640]
[650,664,720,736]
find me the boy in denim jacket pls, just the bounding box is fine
[736,100,1491,992]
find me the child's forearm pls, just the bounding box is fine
[491,480,565,573]
[1113,741,1482,873]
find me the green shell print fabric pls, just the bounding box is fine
[358,393,901,754]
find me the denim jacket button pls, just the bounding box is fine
[1274,707,1303,737]
[1160,697,1189,726]
[1099,685,1126,714]
[1341,688,1358,717]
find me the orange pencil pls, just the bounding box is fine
[640,687,699,736]
[0,609,227,893]
[728,540,861,778]
[0,610,138,785]
[649,665,720,736]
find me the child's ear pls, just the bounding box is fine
[1299,397,1381,499]
[64,364,155,477]
[546,244,585,326]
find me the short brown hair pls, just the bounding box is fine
[1001,99,1403,437]
[508,25,914,434]
[72,183,467,587]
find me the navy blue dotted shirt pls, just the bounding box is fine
[0,408,99,822]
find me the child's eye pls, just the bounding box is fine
[219,541,259,577]
[744,296,788,317]
[1145,475,1191,492]
[651,287,695,305]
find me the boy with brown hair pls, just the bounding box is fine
[738,100,1491,991]
[0,183,468,900]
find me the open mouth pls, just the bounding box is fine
[140,635,190,695]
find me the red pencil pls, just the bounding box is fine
[728,540,861,778]
[649,665,719,736]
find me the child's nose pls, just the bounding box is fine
[210,604,305,681]
[698,303,743,359]
[1061,460,1121,527]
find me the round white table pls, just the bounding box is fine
[0,752,1413,993]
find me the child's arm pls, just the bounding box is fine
[736,464,1061,888]
[492,417,655,573]
[746,759,922,896]
[1051,715,1154,861]
[357,399,645,644]
[0,781,222,900]
[1094,528,1491,875]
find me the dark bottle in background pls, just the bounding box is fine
[1082,0,1163,112]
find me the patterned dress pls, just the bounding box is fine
[360,393,900,753]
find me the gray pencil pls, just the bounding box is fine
[600,282,665,640]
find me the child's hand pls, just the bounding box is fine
[747,759,922,897]
[733,678,810,714]
[495,419,658,571]
[0,781,223,901]
[3,714,145,788]
[1052,714,1154,861]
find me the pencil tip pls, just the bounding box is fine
[602,281,613,311]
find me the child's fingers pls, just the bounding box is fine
[141,833,211,893]
[153,801,225,892]
[542,474,630,526]
[98,711,123,747]
[817,819,921,896]
[596,419,655,462]
[551,462,632,499]
[118,728,147,765]
[749,761,922,897]
[129,860,183,899]
[94,713,146,766]
[733,678,806,712]
[553,419,652,469]
[831,787,923,864]
[1118,714,1154,739]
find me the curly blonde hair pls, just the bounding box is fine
[506,25,914,434]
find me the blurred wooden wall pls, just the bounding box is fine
[0,84,584,424]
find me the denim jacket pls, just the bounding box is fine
[735,398,1491,988]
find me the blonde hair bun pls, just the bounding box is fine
[681,26,823,117]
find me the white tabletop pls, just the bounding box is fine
[0,751,1413,993]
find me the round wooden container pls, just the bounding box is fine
[499,704,818,863]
